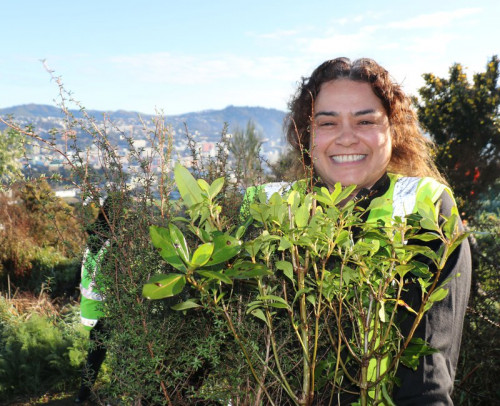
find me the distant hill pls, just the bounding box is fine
[0,103,288,146]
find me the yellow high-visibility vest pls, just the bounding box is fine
[80,240,110,330]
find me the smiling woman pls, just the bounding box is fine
[286,57,446,185]
[284,57,472,405]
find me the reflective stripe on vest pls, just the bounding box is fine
[392,176,421,218]
[81,315,98,328]
[80,285,104,301]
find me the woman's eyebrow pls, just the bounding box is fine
[314,108,378,118]
[353,109,376,116]
[314,111,339,118]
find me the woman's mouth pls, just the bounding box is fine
[330,154,367,163]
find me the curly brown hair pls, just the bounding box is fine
[285,57,446,184]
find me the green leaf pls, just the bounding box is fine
[293,287,313,304]
[328,183,343,204]
[190,243,214,267]
[286,190,299,205]
[174,163,203,207]
[400,337,438,370]
[227,261,272,279]
[442,212,459,239]
[149,226,186,272]
[367,196,391,211]
[410,261,431,278]
[336,184,357,204]
[269,192,283,206]
[306,294,316,306]
[341,266,356,285]
[416,198,439,231]
[278,237,292,251]
[244,240,262,258]
[424,288,449,311]
[235,216,253,240]
[409,233,440,242]
[447,233,469,258]
[206,234,242,265]
[196,270,233,284]
[248,308,269,327]
[276,260,294,283]
[169,223,190,264]
[235,225,246,240]
[314,193,335,207]
[395,264,413,278]
[420,217,440,232]
[403,244,437,262]
[250,203,270,223]
[142,273,186,299]
[171,299,201,311]
[335,230,350,246]
[295,204,310,228]
[197,178,210,192]
[258,295,290,310]
[208,177,225,199]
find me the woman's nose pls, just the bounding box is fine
[335,123,359,146]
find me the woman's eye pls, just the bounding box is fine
[359,120,374,125]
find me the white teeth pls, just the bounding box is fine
[331,154,366,163]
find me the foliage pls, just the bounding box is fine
[0,179,85,289]
[143,165,466,405]
[415,57,500,404]
[0,128,25,187]
[268,147,302,183]
[228,120,265,188]
[415,55,500,218]
[452,211,500,405]
[0,296,87,402]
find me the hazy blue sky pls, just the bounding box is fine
[1,0,499,115]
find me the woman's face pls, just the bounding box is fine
[311,79,392,194]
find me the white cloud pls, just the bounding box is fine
[108,52,306,85]
[406,33,457,54]
[387,8,482,29]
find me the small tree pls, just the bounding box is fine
[143,165,466,405]
[228,120,264,188]
[415,56,500,218]
[0,128,25,187]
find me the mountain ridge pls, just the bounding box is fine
[0,103,288,147]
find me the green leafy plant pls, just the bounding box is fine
[144,164,467,405]
[0,297,87,402]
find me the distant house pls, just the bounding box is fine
[54,189,78,198]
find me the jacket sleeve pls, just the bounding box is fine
[393,191,472,405]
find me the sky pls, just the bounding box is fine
[1,0,499,116]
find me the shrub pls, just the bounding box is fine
[453,211,500,405]
[0,296,87,402]
[143,166,467,405]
